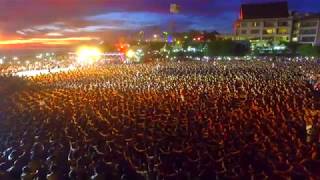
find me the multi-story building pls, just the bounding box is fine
[235,1,320,46]
[235,2,292,42]
[292,13,320,45]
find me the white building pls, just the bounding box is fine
[235,1,320,46]
[292,14,320,45]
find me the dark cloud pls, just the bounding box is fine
[0,0,239,34]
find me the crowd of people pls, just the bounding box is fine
[0,59,320,180]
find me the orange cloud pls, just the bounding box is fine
[46,32,64,37]
[0,37,99,46]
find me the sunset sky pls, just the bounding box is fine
[0,0,319,52]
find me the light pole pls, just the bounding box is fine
[169,4,180,42]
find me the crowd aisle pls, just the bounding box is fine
[0,60,320,180]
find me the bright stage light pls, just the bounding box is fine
[125,49,144,63]
[76,46,102,65]
[126,50,135,58]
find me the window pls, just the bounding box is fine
[300,29,317,35]
[278,28,288,34]
[249,37,260,40]
[278,21,288,27]
[250,29,260,34]
[264,21,275,27]
[301,21,317,27]
[241,30,247,34]
[241,22,247,27]
[262,37,274,40]
[263,28,276,34]
[301,36,315,42]
[251,22,260,27]
[276,36,289,41]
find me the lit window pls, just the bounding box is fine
[252,22,260,27]
[264,28,276,34]
[278,28,288,34]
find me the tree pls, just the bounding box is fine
[206,40,249,56]
[298,44,320,57]
[234,42,250,56]
[146,42,166,52]
[284,42,300,55]
[142,42,166,61]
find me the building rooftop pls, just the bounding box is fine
[292,12,320,20]
[240,1,289,19]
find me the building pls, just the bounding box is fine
[235,1,320,46]
[292,13,320,45]
[235,2,292,42]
